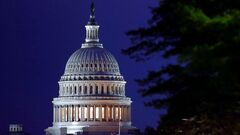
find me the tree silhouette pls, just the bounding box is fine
[123,0,240,134]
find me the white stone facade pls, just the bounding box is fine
[45,2,137,135]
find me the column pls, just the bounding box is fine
[77,85,79,95]
[121,106,124,121]
[113,105,115,121]
[68,105,71,122]
[55,106,58,122]
[81,105,84,121]
[62,106,65,122]
[129,106,131,121]
[70,105,73,122]
[78,105,81,121]
[123,106,127,121]
[109,106,111,121]
[93,105,96,121]
[57,106,60,122]
[100,105,102,121]
[118,106,121,121]
[59,106,62,122]
[106,106,109,122]
[58,106,60,122]
[93,86,95,95]
[87,85,90,95]
[53,106,56,122]
[127,106,130,121]
[126,106,129,121]
[75,105,78,121]
[64,105,68,122]
[87,105,90,121]
[72,105,75,121]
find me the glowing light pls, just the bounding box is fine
[120,107,122,120]
[90,106,94,119]
[102,107,105,119]
[116,107,119,119]
[78,107,81,120]
[84,107,88,119]
[107,107,110,119]
[96,107,100,119]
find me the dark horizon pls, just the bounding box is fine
[0,0,168,134]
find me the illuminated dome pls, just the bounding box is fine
[64,47,120,76]
[45,2,137,135]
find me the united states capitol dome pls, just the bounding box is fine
[60,4,123,82]
[64,47,120,76]
[45,2,137,135]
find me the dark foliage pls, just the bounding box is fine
[124,0,240,134]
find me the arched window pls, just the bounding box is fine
[95,86,98,94]
[84,86,87,94]
[70,86,72,94]
[101,86,104,94]
[74,86,77,94]
[107,86,109,94]
[90,86,93,94]
[79,86,82,94]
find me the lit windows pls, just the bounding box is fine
[115,107,119,120]
[107,107,110,120]
[102,107,105,119]
[78,106,81,120]
[84,107,88,119]
[96,107,100,119]
[90,106,94,119]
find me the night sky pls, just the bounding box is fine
[0,0,168,134]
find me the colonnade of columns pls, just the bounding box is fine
[59,83,125,97]
[85,26,99,42]
[53,104,131,123]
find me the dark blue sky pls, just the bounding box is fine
[0,0,168,134]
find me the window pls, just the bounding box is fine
[107,86,109,94]
[96,86,98,94]
[101,86,104,94]
[74,86,77,94]
[84,107,88,119]
[90,86,93,94]
[79,86,82,94]
[102,107,105,119]
[119,107,122,120]
[90,106,94,119]
[111,107,114,119]
[96,107,100,119]
[84,86,87,94]
[107,107,110,120]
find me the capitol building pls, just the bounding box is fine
[45,2,137,135]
